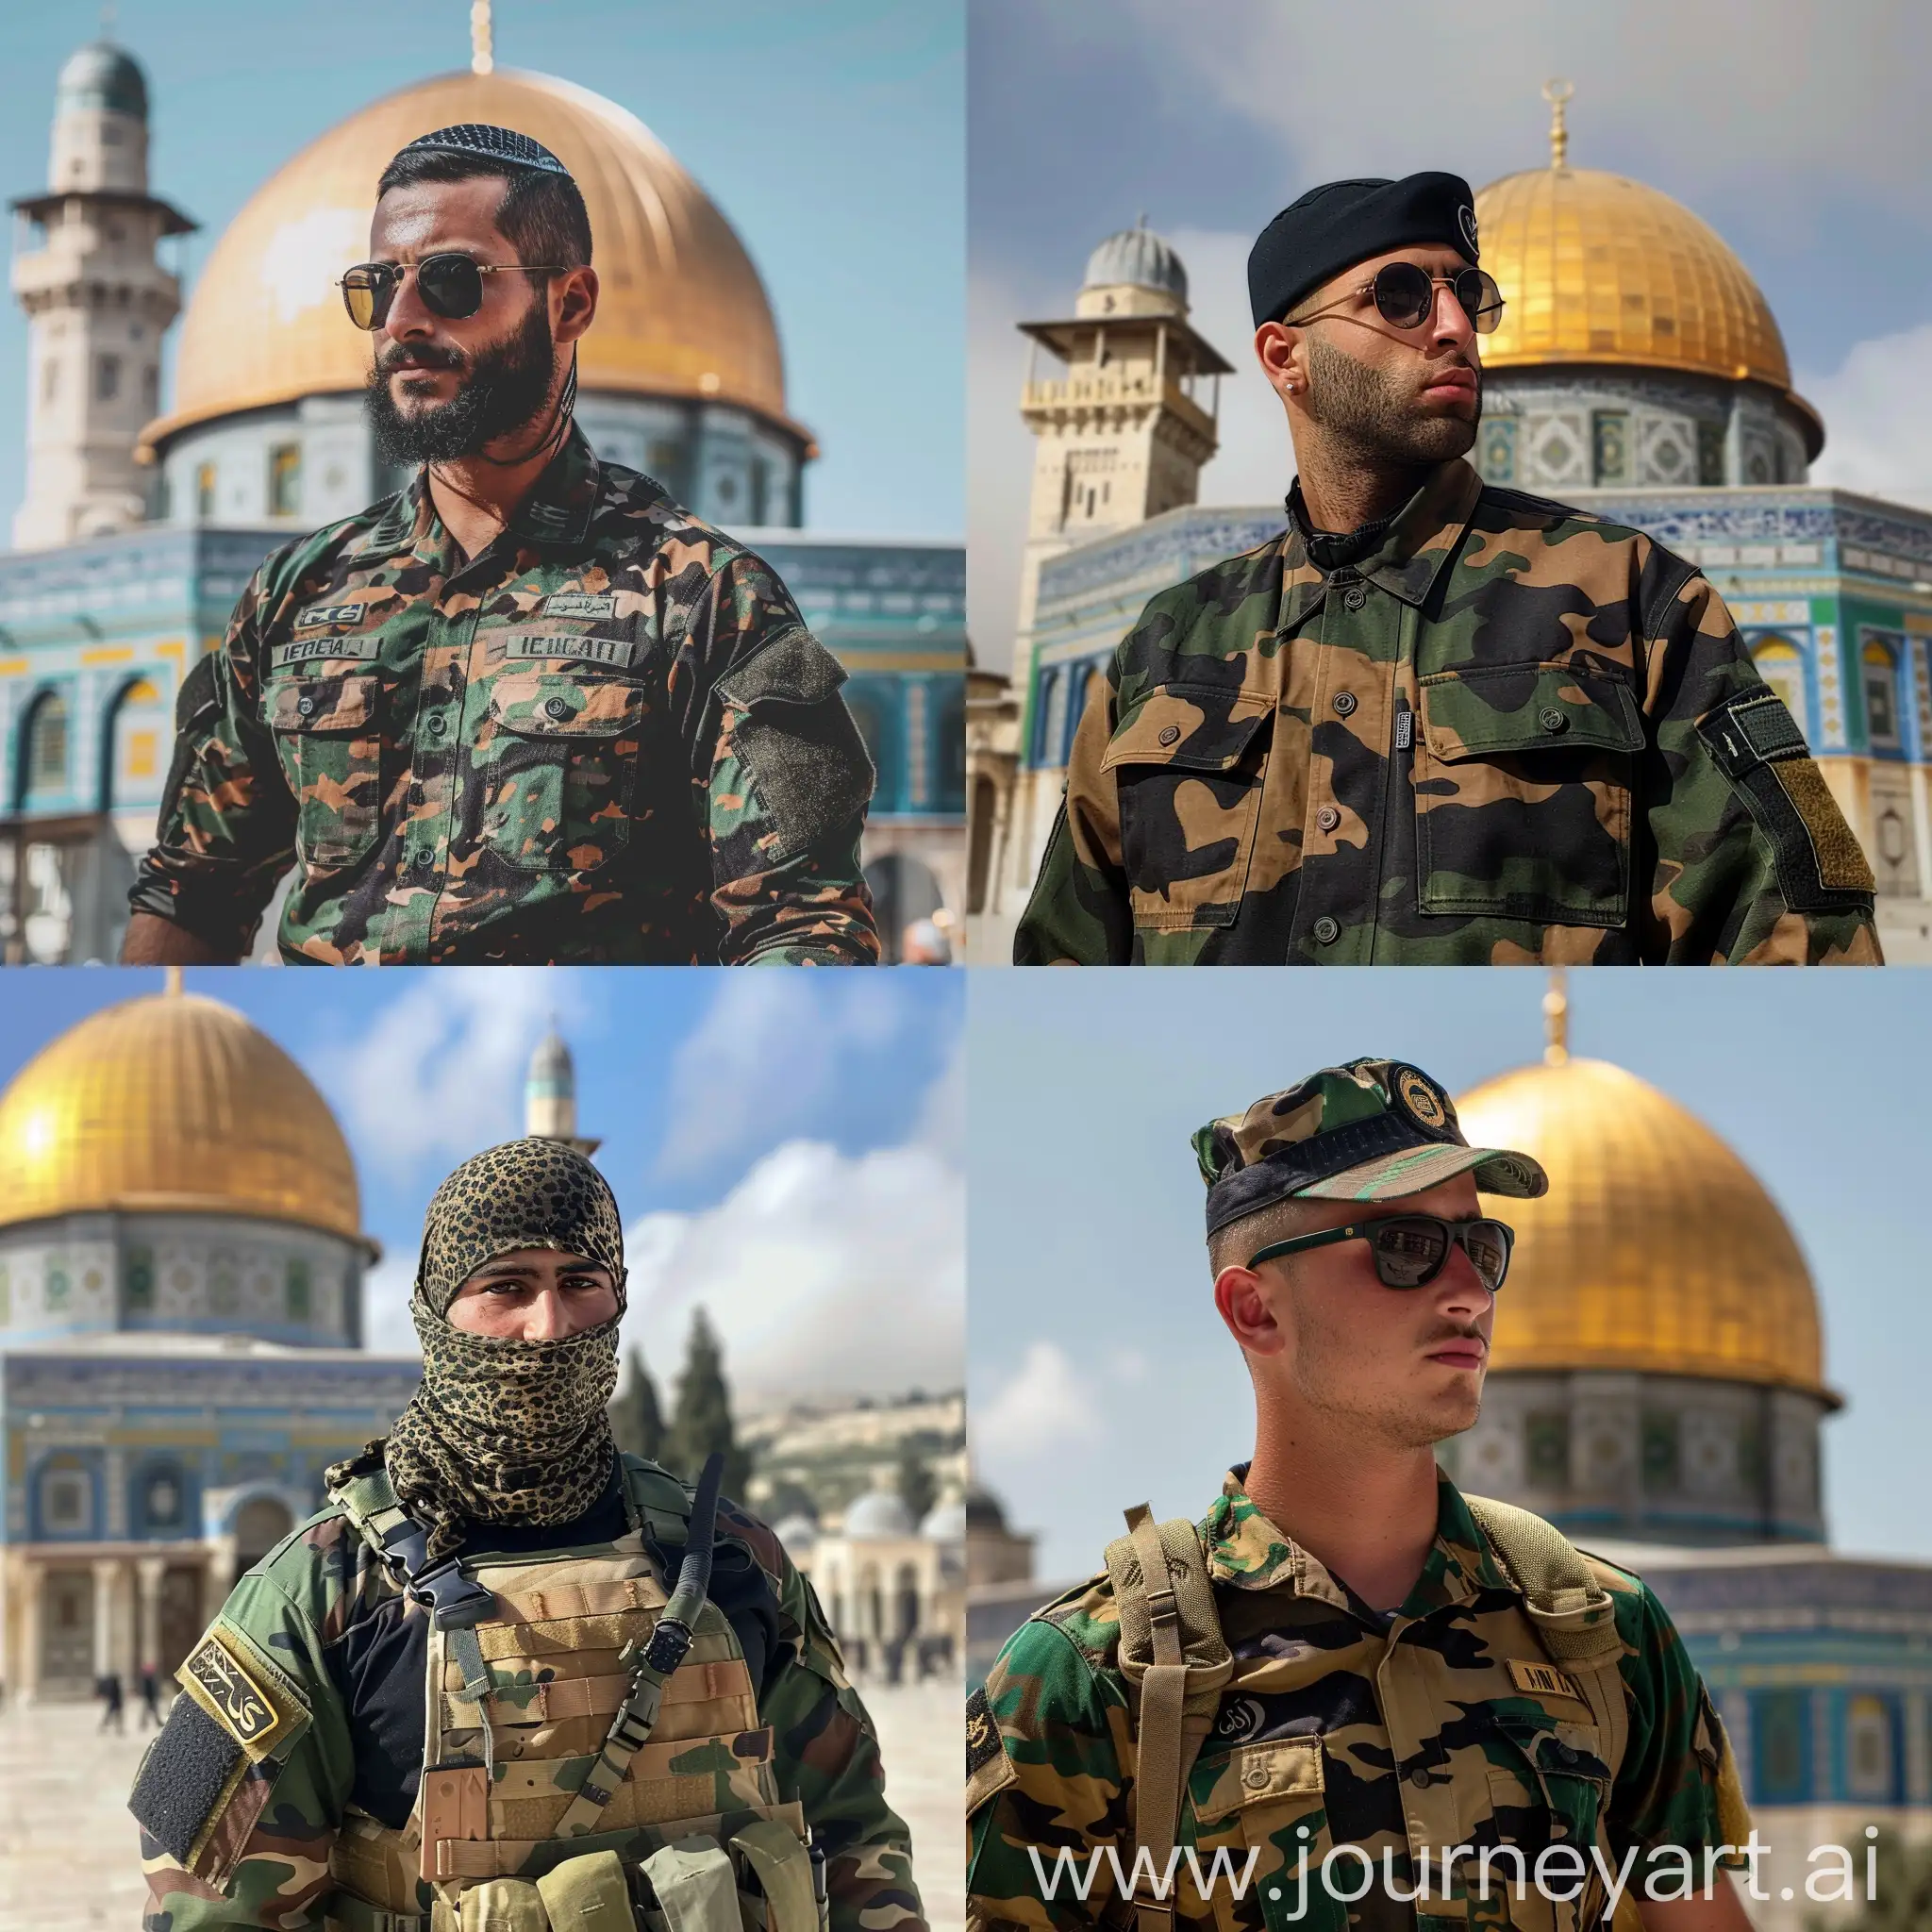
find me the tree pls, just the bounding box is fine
[665,1308,753,1500]
[1812,1830,1932,1932]
[896,1442,938,1527]
[608,1346,666,1462]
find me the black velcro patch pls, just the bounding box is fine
[1698,688,1807,779]
[129,1693,243,1864]
[966,1685,1002,1778]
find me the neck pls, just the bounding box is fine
[1290,430,1430,539]
[1241,1400,1443,1613]
[424,394,570,564]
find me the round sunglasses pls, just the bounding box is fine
[1248,1213,1514,1292]
[338,253,568,331]
[1287,262,1505,336]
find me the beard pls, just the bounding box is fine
[364,293,558,466]
[1305,331,1481,471]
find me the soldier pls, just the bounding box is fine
[968,1058,1757,1932]
[124,125,877,965]
[133,1138,922,1932]
[1014,172,1879,966]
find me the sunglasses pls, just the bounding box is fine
[1287,262,1505,336]
[339,254,568,331]
[1248,1213,1514,1292]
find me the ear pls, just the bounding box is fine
[554,264,599,345]
[1254,320,1304,403]
[1215,1263,1287,1357]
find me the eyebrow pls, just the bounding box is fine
[471,1258,606,1280]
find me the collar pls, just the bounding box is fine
[1276,458,1484,631]
[345,421,604,562]
[1203,1461,1511,1621]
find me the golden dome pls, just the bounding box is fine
[1475,130,1823,452]
[143,67,794,453]
[0,989,368,1249]
[1455,1056,1831,1403]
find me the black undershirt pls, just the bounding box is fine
[324,1469,781,1827]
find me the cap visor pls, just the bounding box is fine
[1299,1141,1547,1203]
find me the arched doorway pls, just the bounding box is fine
[17,687,72,809]
[864,852,944,961]
[234,1495,295,1569]
[100,673,168,812]
[40,1571,93,1690]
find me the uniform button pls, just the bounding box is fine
[1158,724,1182,747]
[1243,1767,1271,1790]
[1408,1766,1433,1789]
[1312,915,1341,945]
[1316,805,1341,833]
[296,696,314,717]
[1331,691,1357,717]
[413,851,434,872]
[425,713,446,739]
[1539,707,1568,734]
[1343,586,1368,611]
[544,696,574,721]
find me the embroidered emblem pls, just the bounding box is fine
[183,1631,279,1749]
[1394,1065,1449,1132]
[541,592,617,619]
[1507,1658,1588,1704]
[293,603,366,631]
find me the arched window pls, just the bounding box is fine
[38,1459,92,1536]
[933,676,966,814]
[104,674,165,810]
[1037,667,1071,769]
[1753,1690,1810,1803]
[1863,638,1902,750]
[140,1462,188,1534]
[22,689,72,804]
[234,1495,295,1568]
[1750,637,1809,740]
[1846,1695,1895,1801]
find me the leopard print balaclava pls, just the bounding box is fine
[380,1139,628,1562]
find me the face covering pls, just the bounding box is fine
[374,1138,628,1562]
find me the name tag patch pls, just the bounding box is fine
[273,632,383,670]
[294,603,367,631]
[505,630,639,668]
[182,1631,282,1752]
[541,592,617,619]
[1507,1659,1588,1705]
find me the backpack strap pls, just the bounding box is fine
[1104,1507,1234,1932]
[1465,1492,1631,1781]
[618,1452,699,1547]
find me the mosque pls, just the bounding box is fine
[0,21,965,963]
[965,984,1932,1927]
[968,90,1932,964]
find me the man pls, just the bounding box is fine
[968,1058,1756,1932]
[1015,173,1879,966]
[125,125,877,965]
[134,1138,922,1932]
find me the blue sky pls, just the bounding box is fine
[968,970,1932,1579]
[2,967,964,1400]
[969,0,1932,667]
[0,0,963,539]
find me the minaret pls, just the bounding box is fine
[525,1023,601,1158]
[9,39,195,550]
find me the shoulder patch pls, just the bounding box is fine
[129,1693,251,1867]
[176,1621,309,1762]
[965,1685,1015,1817]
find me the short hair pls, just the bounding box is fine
[1208,1193,1321,1279]
[375,148,593,271]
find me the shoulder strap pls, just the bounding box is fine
[1465,1492,1631,1780]
[619,1453,699,1547]
[323,1458,495,1633]
[1104,1507,1234,1932]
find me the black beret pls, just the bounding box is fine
[1248,172,1479,328]
[391,124,573,178]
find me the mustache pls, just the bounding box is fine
[1424,1324,1487,1349]
[376,341,467,375]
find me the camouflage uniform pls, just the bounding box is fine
[135,1456,922,1932]
[1015,458,1880,965]
[967,1468,1750,1932]
[129,426,878,963]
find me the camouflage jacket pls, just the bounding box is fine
[136,1459,922,1932]
[967,1469,1749,1932]
[129,427,879,964]
[1015,459,1880,965]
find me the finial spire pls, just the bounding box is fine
[1543,77,1574,171]
[164,965,183,997]
[100,0,118,36]
[471,0,494,75]
[1542,968,1569,1067]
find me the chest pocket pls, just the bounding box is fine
[480,671,649,874]
[1475,1716,1612,1932]
[267,674,384,872]
[1102,686,1275,932]
[1413,662,1645,928]
[1185,1735,1342,1932]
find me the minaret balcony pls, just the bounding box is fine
[1021,370,1214,441]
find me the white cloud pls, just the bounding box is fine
[623,1136,963,1406]
[310,967,586,1179]
[973,1339,1101,1471]
[913,1025,965,1165]
[1803,325,1932,509]
[655,973,917,1180]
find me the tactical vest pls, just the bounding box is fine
[321,1457,821,1932]
[1105,1494,1636,1932]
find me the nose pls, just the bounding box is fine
[381,265,438,341]
[1437,1242,1493,1317]
[523,1287,570,1341]
[1428,278,1476,353]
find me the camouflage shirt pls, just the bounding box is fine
[137,1462,922,1932]
[967,1469,1749,1932]
[1014,458,1879,965]
[129,427,879,964]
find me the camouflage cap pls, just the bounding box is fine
[1195,1057,1547,1235]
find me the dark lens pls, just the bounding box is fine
[1464,1220,1511,1291]
[1457,269,1505,335]
[418,254,485,321]
[341,266,389,332]
[1371,1217,1449,1288]
[1371,262,1435,329]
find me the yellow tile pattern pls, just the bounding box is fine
[1456,1058,1827,1397]
[1474,164,1791,391]
[0,991,364,1244]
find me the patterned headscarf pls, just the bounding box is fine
[380,1139,628,1562]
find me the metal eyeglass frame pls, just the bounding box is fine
[1283,263,1505,335]
[338,254,571,329]
[1247,1213,1515,1291]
